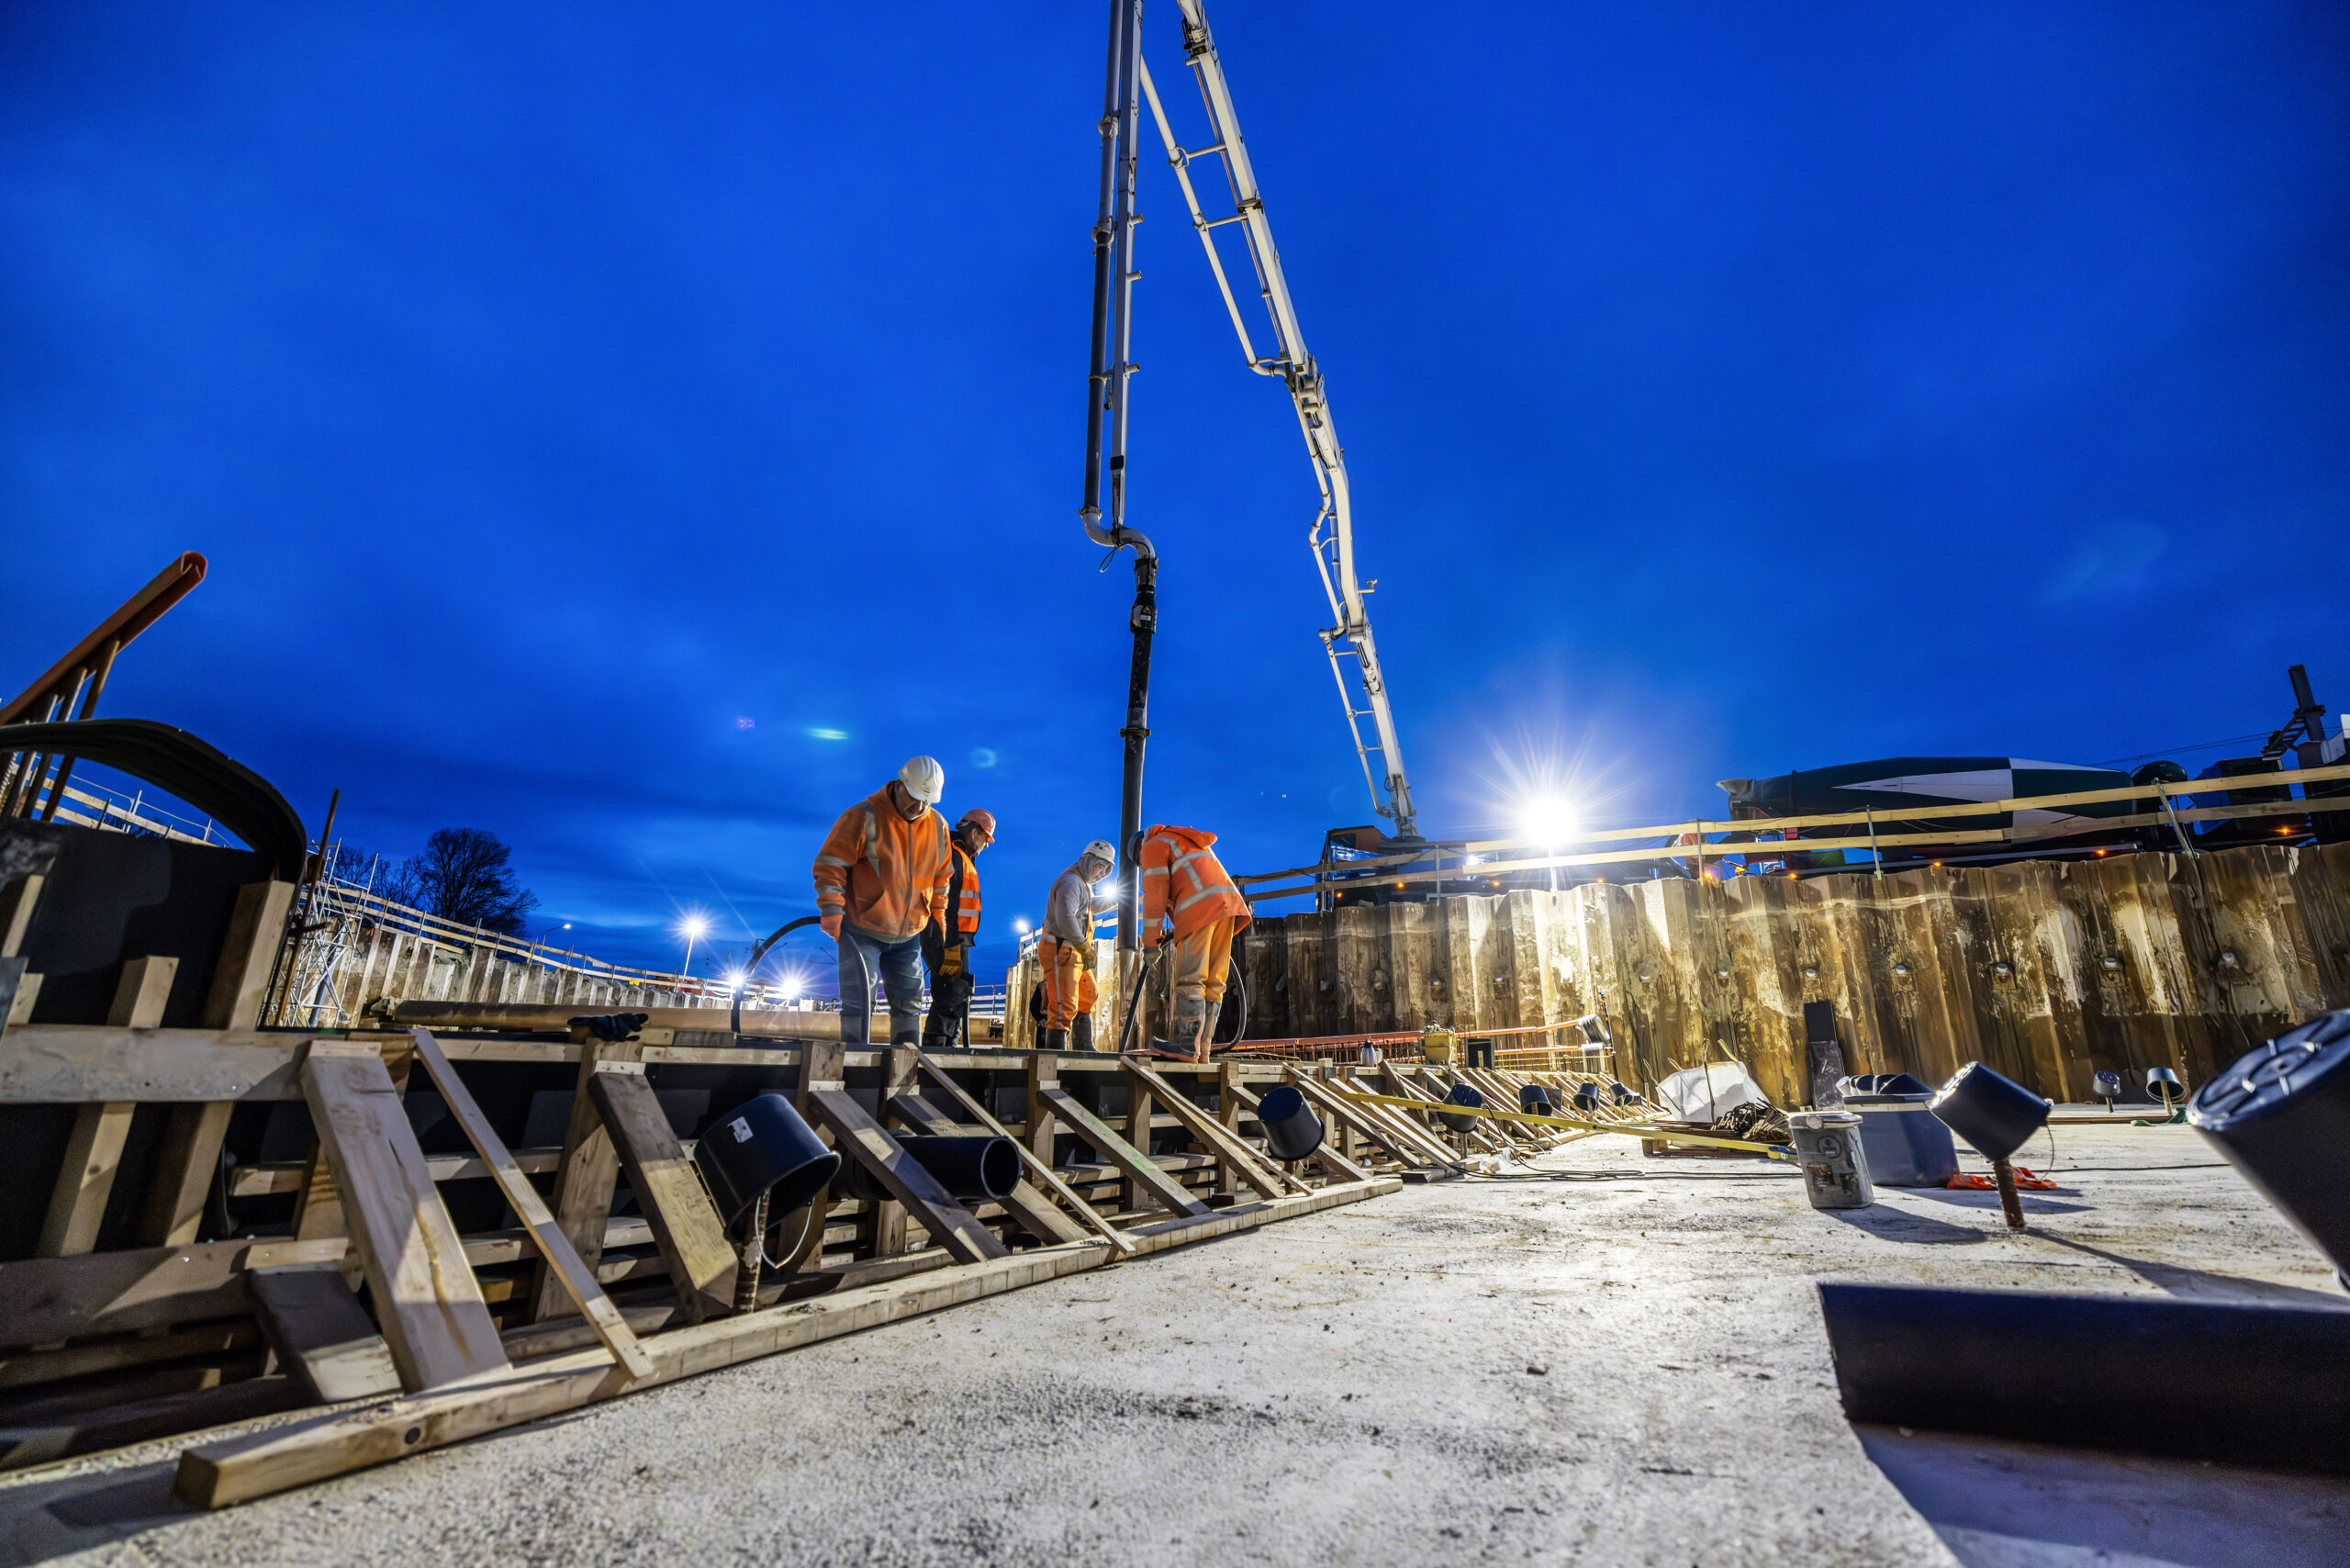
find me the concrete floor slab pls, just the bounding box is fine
[3,1123,2341,1566]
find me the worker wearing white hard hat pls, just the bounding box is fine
[811,756,954,1044]
[1035,838,1118,1051]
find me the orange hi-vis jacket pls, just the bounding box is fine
[813,788,953,941]
[1138,824,1251,940]
[945,845,981,938]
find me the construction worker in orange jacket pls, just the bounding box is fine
[1136,824,1252,1061]
[920,808,994,1049]
[812,756,953,1045]
[1036,838,1117,1051]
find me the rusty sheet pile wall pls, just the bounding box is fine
[1020,844,2347,1106]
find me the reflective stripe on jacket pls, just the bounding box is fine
[945,846,981,936]
[1138,824,1250,939]
[812,788,952,941]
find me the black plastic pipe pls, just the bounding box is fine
[1818,1282,2350,1474]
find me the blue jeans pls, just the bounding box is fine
[837,926,925,1045]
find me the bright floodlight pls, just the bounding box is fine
[679,914,711,939]
[1519,797,1578,845]
[723,969,745,988]
[1012,917,1031,934]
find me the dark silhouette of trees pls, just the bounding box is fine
[391,827,539,934]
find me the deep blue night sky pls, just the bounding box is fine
[4,3,2345,986]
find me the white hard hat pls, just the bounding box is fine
[1080,838,1116,868]
[898,755,946,804]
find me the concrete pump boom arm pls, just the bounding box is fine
[1139,0,1418,834]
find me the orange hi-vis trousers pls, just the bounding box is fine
[1039,936,1099,1032]
[1170,914,1242,1014]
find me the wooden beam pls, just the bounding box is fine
[249,1265,401,1403]
[133,882,300,1247]
[870,1047,917,1258]
[912,1053,1134,1254]
[527,1035,642,1321]
[202,881,297,1030]
[888,1092,1087,1246]
[1282,1069,1454,1169]
[408,1029,653,1384]
[585,1061,734,1323]
[300,1042,507,1392]
[38,957,178,1257]
[1035,1085,1209,1217]
[174,1240,1115,1509]
[1123,1060,1302,1199]
[787,1038,844,1274]
[805,1087,1007,1265]
[0,1319,259,1393]
[0,1236,332,1348]
[135,1101,234,1248]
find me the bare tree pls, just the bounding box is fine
[396,828,539,934]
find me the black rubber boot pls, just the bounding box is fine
[1071,1014,1094,1053]
[1038,1028,1069,1051]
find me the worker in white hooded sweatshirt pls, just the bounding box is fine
[1036,839,1117,1050]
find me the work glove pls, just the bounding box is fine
[821,912,842,939]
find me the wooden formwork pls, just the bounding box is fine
[0,976,1427,1505]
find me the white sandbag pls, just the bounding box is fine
[1657,1062,1768,1124]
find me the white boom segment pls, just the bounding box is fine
[1139,0,1418,835]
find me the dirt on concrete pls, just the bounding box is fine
[4,1121,2342,1567]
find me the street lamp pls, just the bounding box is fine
[678,913,711,978]
[1518,797,1577,893]
[532,921,572,958]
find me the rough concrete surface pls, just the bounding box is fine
[5,1122,2344,1567]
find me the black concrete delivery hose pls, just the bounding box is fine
[1113,937,1251,1054]
[732,914,826,1034]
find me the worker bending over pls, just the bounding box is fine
[1037,838,1117,1051]
[920,808,994,1049]
[1137,824,1252,1061]
[813,756,953,1046]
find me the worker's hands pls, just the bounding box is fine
[820,912,842,940]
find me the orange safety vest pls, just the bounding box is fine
[945,844,981,937]
[812,788,952,941]
[1138,824,1251,939]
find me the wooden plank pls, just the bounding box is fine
[136,1100,236,1247]
[249,1265,402,1403]
[528,1036,642,1321]
[202,880,297,1030]
[1283,1069,1454,1169]
[408,1028,653,1384]
[1124,1069,1157,1213]
[10,1375,307,1471]
[912,1052,1135,1254]
[1122,1060,1301,1199]
[889,1092,1089,1246]
[787,1038,844,1275]
[1327,1067,1461,1164]
[1036,1085,1209,1217]
[174,1240,1116,1509]
[806,1087,1007,1264]
[585,1061,734,1323]
[0,1319,259,1393]
[0,1236,323,1348]
[300,1042,507,1392]
[131,882,298,1248]
[871,1047,916,1258]
[37,958,179,1257]
[37,1102,136,1257]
